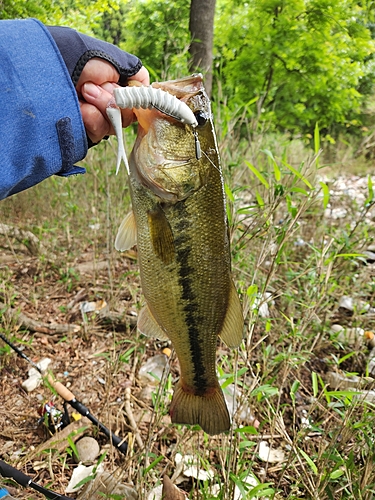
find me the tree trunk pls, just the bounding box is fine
[189,0,216,97]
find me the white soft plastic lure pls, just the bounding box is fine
[106,85,199,175]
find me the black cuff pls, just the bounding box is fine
[47,26,143,86]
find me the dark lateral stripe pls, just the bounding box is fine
[174,206,207,394]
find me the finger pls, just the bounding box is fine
[76,59,119,93]
[80,100,111,144]
[82,82,136,129]
[128,66,150,86]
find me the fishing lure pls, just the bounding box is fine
[106,85,201,175]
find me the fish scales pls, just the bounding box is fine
[115,75,244,435]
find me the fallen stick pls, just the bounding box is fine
[0,223,43,255]
[19,417,92,466]
[0,301,80,334]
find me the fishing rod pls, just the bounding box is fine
[46,375,128,454]
[0,460,74,500]
[0,332,41,372]
[0,332,128,455]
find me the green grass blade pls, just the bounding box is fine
[319,181,330,209]
[245,161,270,189]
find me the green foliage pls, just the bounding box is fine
[3,0,375,136]
[92,0,191,79]
[0,0,115,34]
[215,0,375,135]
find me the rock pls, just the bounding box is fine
[138,354,168,385]
[138,385,154,405]
[22,358,52,392]
[66,463,104,493]
[78,471,137,500]
[75,437,100,464]
[147,484,163,500]
[338,296,370,313]
[224,383,259,428]
[258,441,285,463]
[325,371,367,390]
[334,326,364,345]
[175,453,214,481]
[368,347,375,376]
[22,371,42,392]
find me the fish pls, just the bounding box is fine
[113,74,244,435]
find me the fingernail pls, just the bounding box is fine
[83,83,101,98]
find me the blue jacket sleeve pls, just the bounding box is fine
[0,18,88,200]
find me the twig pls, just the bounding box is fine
[0,223,43,255]
[19,417,92,466]
[0,300,80,334]
[124,360,144,450]
[124,385,144,449]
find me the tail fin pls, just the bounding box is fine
[170,382,230,435]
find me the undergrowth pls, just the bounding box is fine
[1,114,375,500]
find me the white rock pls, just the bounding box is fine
[339,296,370,312]
[147,484,163,500]
[66,463,103,493]
[325,371,364,390]
[36,357,52,373]
[336,327,364,345]
[224,384,257,425]
[368,347,375,376]
[75,437,100,463]
[354,390,375,404]
[331,324,345,333]
[22,373,42,392]
[258,441,285,463]
[138,354,168,385]
[175,453,214,481]
[234,474,261,500]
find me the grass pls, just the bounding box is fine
[1,115,375,500]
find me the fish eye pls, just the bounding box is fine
[194,110,208,127]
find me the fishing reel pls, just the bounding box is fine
[38,400,71,435]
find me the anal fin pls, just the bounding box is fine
[219,280,244,348]
[138,304,169,341]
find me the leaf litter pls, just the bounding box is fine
[1,168,375,498]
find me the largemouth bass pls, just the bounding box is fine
[114,74,243,435]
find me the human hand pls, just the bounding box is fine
[47,26,150,144]
[76,59,149,144]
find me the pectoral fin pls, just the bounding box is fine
[138,304,169,341]
[147,206,175,265]
[219,280,244,348]
[115,210,137,252]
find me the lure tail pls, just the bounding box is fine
[106,105,129,175]
[170,382,230,435]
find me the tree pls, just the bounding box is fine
[214,0,375,135]
[189,0,216,96]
